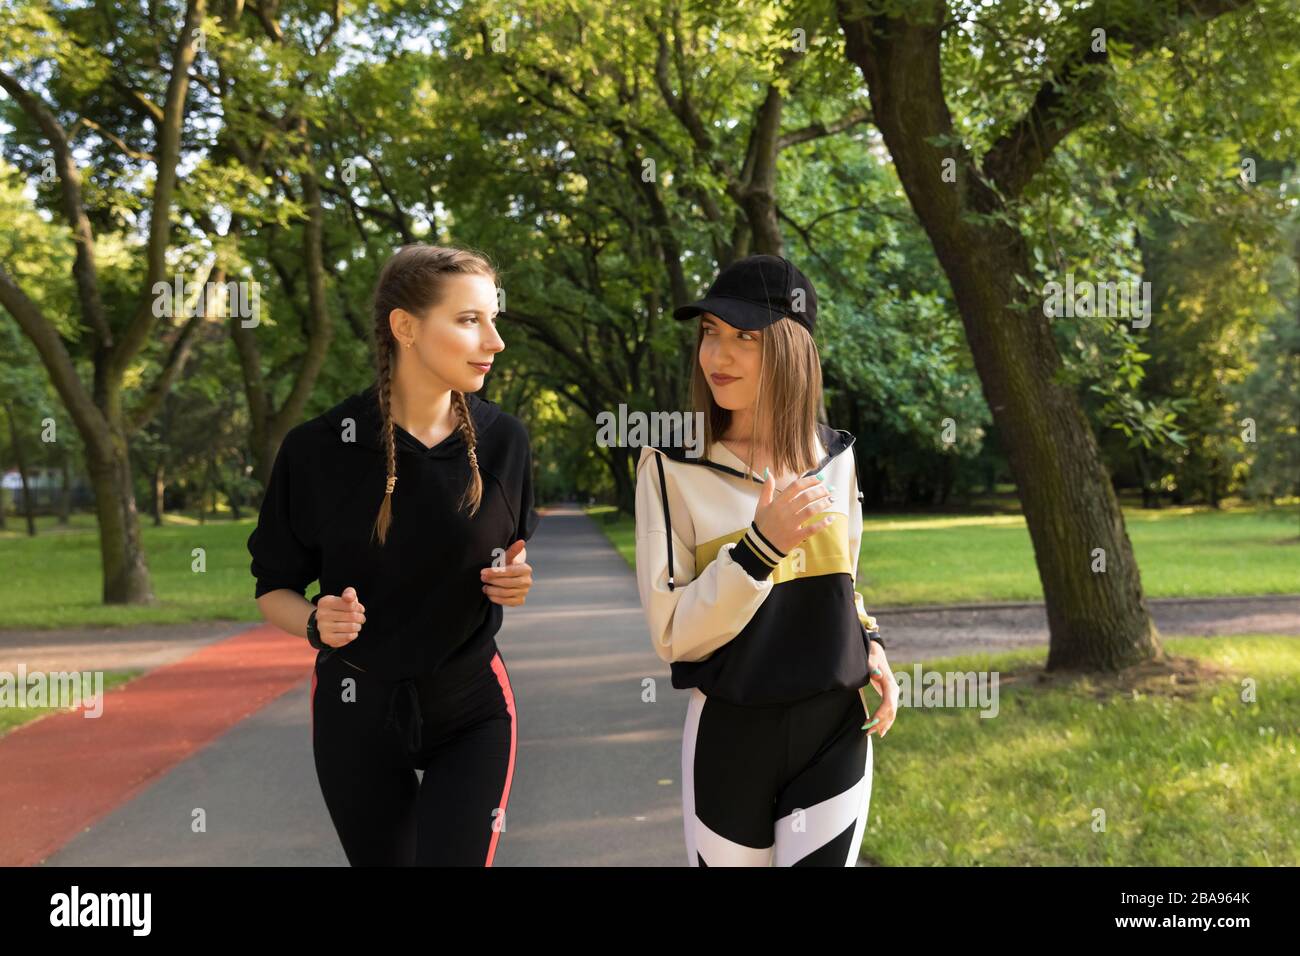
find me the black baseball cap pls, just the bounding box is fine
[672,254,818,336]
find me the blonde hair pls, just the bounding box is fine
[370,244,497,545]
[690,316,823,478]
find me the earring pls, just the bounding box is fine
[404,340,412,348]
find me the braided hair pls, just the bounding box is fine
[370,244,496,546]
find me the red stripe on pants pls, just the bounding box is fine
[485,651,518,867]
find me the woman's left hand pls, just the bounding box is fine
[481,539,533,607]
[861,638,898,738]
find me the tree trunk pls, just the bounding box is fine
[606,446,636,515]
[86,432,154,603]
[6,403,37,536]
[0,0,204,603]
[950,240,1160,671]
[152,459,165,526]
[739,85,785,256]
[1208,454,1223,509]
[58,449,71,524]
[224,473,243,521]
[1135,447,1155,509]
[839,3,1161,671]
[938,453,954,506]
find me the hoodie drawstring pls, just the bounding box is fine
[654,451,675,591]
[384,678,423,755]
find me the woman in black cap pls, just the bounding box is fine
[634,254,899,866]
[248,244,539,866]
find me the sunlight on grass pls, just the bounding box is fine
[1,503,1294,627]
[863,637,1299,865]
[0,517,278,629]
[593,504,1299,605]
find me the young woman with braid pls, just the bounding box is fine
[248,244,539,866]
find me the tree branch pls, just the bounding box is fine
[73,116,157,163]
[109,0,208,379]
[777,107,873,151]
[0,68,114,349]
[127,282,211,433]
[0,262,110,456]
[983,0,1255,197]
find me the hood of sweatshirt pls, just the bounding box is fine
[633,421,873,706]
[640,421,857,536]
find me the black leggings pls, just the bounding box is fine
[310,641,517,866]
[681,685,874,866]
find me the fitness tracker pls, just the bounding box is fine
[865,627,887,651]
[306,608,329,651]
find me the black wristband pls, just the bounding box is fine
[306,608,329,650]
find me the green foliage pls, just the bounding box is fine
[2,0,1295,529]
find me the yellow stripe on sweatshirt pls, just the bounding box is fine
[694,513,852,584]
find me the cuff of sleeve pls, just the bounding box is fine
[731,529,780,580]
[747,522,786,565]
[254,579,308,599]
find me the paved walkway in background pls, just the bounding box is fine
[1,506,1296,866]
[4,584,1297,679]
[862,593,1300,660]
[0,625,315,867]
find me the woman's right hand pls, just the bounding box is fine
[315,586,366,647]
[753,471,835,555]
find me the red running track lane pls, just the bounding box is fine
[0,623,315,867]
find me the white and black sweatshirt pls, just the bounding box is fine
[634,423,883,707]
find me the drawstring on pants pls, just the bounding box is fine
[384,677,423,755]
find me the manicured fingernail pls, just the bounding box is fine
[828,484,836,492]
[763,467,769,478]
[870,668,881,676]
[861,718,879,730]
[816,472,825,481]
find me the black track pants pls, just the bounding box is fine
[681,685,874,866]
[310,643,517,866]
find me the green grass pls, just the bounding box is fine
[860,636,1299,865]
[0,669,142,737]
[0,514,284,629]
[589,502,1300,605]
[1,501,1295,629]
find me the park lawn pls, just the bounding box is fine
[860,635,1299,865]
[0,514,282,630]
[588,502,1300,606]
[0,670,141,738]
[1,502,1294,629]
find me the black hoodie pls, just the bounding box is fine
[248,384,539,680]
